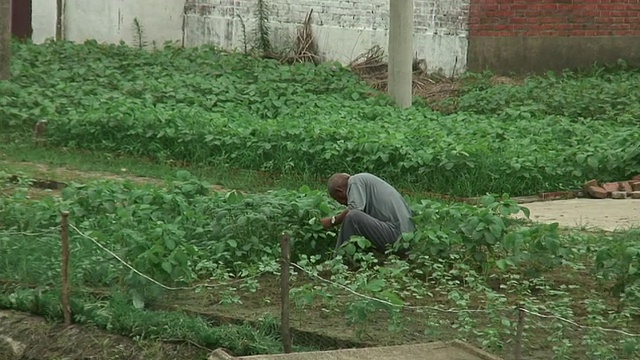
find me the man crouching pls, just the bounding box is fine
[320,172,415,255]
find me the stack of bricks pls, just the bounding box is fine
[584,175,640,199]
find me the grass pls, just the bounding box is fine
[0,135,322,193]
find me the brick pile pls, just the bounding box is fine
[584,175,640,199]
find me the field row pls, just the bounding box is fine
[2,173,640,358]
[2,41,640,196]
[0,172,634,298]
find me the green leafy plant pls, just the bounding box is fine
[253,0,272,55]
[3,41,640,197]
[594,238,640,300]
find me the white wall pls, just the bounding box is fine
[184,0,470,76]
[31,0,185,48]
[30,0,469,75]
[31,0,57,44]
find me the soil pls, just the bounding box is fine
[0,160,227,195]
[0,310,209,360]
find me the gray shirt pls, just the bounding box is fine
[346,173,416,233]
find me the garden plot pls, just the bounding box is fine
[2,170,640,360]
[2,39,640,360]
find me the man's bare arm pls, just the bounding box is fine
[332,209,350,226]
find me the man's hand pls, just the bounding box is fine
[320,217,333,230]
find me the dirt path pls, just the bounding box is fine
[515,198,640,231]
[1,160,227,192]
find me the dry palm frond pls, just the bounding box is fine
[348,46,460,104]
[281,9,321,64]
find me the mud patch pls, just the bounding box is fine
[6,175,67,190]
[1,160,227,193]
[0,310,209,360]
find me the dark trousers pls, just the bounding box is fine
[336,210,401,253]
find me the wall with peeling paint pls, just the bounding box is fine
[30,0,469,76]
[32,0,185,48]
[184,0,469,76]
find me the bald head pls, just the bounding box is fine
[327,173,350,204]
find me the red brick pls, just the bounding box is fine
[584,179,599,187]
[557,4,574,12]
[620,181,633,193]
[631,181,640,192]
[554,24,575,30]
[540,17,562,23]
[609,4,628,11]
[602,182,620,193]
[587,186,608,199]
[509,4,528,11]
[612,191,628,199]
[494,24,516,31]
[534,4,558,11]
[579,10,602,17]
[471,0,640,35]
[510,17,529,24]
[611,11,631,17]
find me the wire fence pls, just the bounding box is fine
[1,217,640,359]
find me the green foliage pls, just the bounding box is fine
[0,172,342,291]
[2,173,640,358]
[0,288,285,356]
[3,41,640,197]
[253,0,272,54]
[451,63,640,126]
[1,172,555,285]
[594,233,640,299]
[3,39,640,358]
[392,194,566,275]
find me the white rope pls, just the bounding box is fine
[0,227,60,237]
[519,308,640,337]
[292,262,640,337]
[70,223,264,291]
[45,224,640,338]
[290,262,488,313]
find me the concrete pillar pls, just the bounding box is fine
[388,0,413,108]
[0,0,11,80]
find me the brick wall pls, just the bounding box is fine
[467,0,640,73]
[469,0,640,37]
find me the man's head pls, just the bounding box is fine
[327,173,350,205]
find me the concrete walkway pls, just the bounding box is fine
[513,198,640,231]
[209,341,502,360]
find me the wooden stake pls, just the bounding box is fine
[280,234,292,353]
[514,305,525,360]
[60,211,72,327]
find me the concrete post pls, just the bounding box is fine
[388,0,414,108]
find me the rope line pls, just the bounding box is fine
[70,224,265,290]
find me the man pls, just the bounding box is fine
[320,172,416,254]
